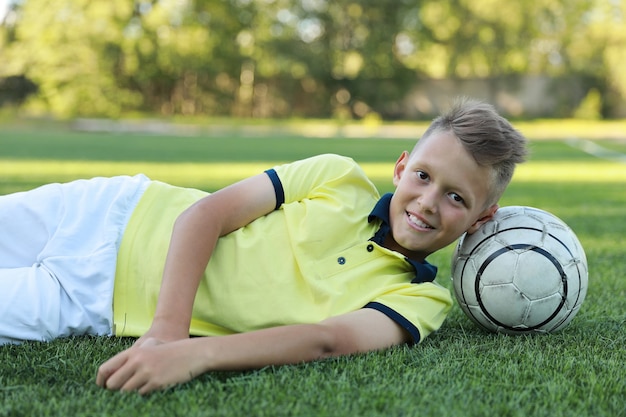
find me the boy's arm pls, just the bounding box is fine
[96,308,410,394]
[139,173,277,343]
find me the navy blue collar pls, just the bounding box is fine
[368,193,438,283]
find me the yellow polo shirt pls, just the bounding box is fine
[113,154,452,343]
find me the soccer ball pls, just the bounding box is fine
[451,206,588,335]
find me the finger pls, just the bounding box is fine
[99,354,143,391]
[96,351,129,387]
[137,379,168,396]
[119,370,150,393]
[120,364,170,395]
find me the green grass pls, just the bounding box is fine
[0,126,625,416]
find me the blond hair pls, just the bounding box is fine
[416,98,528,206]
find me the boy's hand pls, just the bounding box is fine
[132,322,189,348]
[96,309,409,394]
[96,339,205,395]
[132,336,166,349]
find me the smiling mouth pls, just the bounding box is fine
[407,212,435,229]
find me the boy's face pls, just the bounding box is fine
[387,130,498,261]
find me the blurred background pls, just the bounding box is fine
[0,0,624,122]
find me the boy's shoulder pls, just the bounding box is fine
[270,153,380,210]
[281,153,366,177]
[296,153,359,167]
[274,153,374,191]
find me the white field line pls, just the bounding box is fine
[566,138,626,164]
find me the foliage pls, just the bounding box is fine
[0,0,625,118]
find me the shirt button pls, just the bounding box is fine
[337,257,346,265]
[366,244,374,252]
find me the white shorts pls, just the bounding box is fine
[0,175,150,344]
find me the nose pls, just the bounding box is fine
[418,188,438,214]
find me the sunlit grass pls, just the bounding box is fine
[514,119,626,140]
[0,159,274,192]
[1,159,624,196]
[512,161,626,182]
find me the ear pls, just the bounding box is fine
[466,204,498,234]
[392,151,410,187]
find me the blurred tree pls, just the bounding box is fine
[119,0,240,116]
[252,0,424,119]
[562,0,626,117]
[573,87,602,119]
[2,0,142,117]
[0,0,624,118]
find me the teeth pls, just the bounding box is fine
[408,213,434,229]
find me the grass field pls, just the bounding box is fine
[0,125,625,416]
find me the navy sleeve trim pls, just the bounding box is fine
[364,302,421,344]
[264,169,285,210]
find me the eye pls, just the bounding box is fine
[449,192,465,205]
[416,170,429,181]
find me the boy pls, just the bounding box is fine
[0,99,527,394]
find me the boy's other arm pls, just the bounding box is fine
[97,308,410,394]
[140,173,277,344]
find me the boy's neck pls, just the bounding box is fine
[382,233,427,263]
